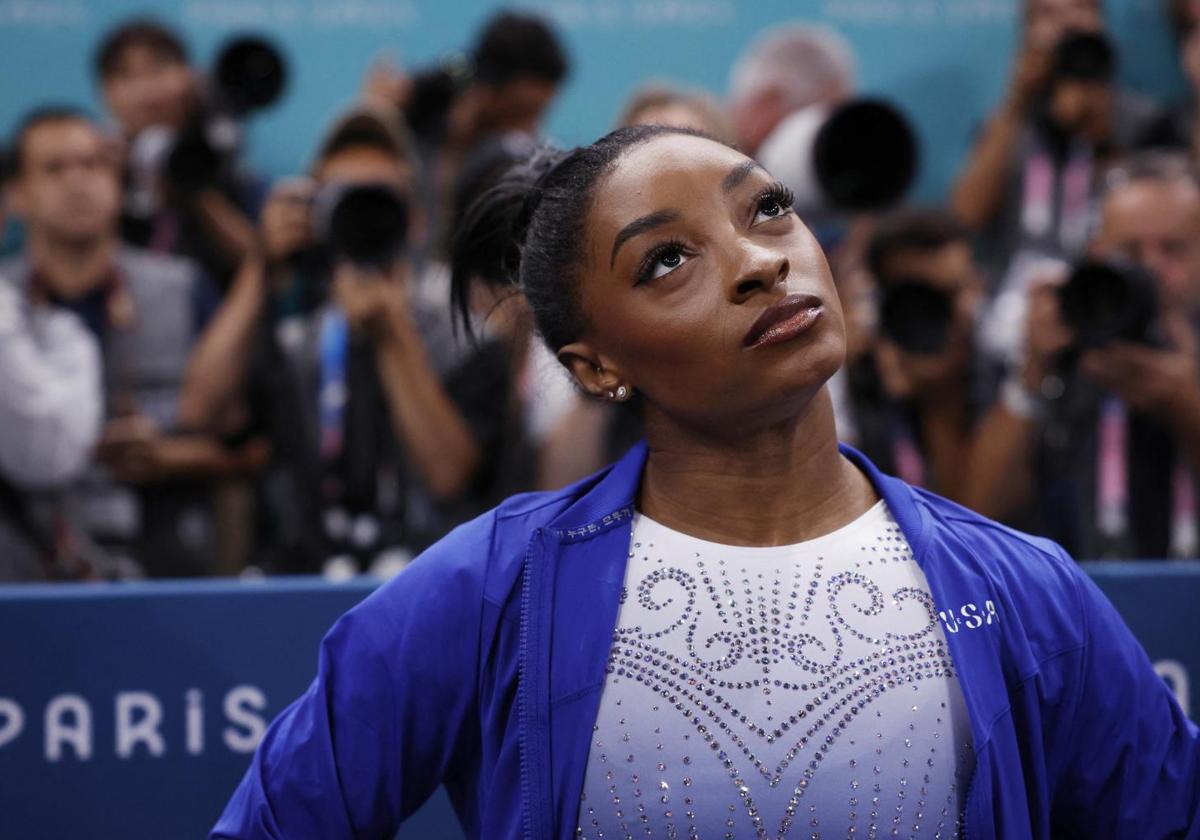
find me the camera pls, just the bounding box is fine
[1056,258,1159,349]
[165,35,287,192]
[758,98,919,218]
[312,182,410,270]
[127,34,287,209]
[879,281,954,354]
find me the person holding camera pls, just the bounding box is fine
[967,151,1200,559]
[180,107,510,574]
[951,0,1158,311]
[841,209,986,503]
[0,107,257,579]
[361,10,569,262]
[95,19,265,290]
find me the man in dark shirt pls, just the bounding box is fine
[968,150,1200,559]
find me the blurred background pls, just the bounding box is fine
[2,0,1200,836]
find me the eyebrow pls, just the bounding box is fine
[610,208,681,268]
[722,160,762,193]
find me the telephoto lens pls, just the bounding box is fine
[878,281,954,355]
[314,183,411,270]
[1057,258,1159,349]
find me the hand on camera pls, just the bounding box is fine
[332,260,410,338]
[1080,314,1200,421]
[259,177,316,263]
[1020,273,1074,393]
[361,55,413,115]
[95,414,170,485]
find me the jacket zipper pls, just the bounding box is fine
[518,528,547,840]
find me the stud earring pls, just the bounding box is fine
[616,385,629,400]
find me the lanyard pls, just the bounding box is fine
[1096,397,1198,557]
[317,307,350,463]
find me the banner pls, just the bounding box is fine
[0,563,1196,838]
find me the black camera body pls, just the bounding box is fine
[311,182,411,271]
[879,280,955,355]
[1057,258,1160,349]
[164,36,288,194]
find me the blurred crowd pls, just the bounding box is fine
[2,0,1200,582]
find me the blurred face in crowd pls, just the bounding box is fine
[628,101,715,135]
[564,133,846,436]
[1048,78,1111,141]
[1025,0,1102,50]
[101,44,195,135]
[471,77,559,138]
[1097,178,1200,312]
[314,145,412,193]
[880,241,983,326]
[10,118,120,247]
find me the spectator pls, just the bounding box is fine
[180,107,510,574]
[951,0,1158,335]
[966,150,1200,559]
[846,208,987,502]
[1139,0,1200,157]
[0,272,103,581]
[726,23,856,158]
[95,18,263,289]
[616,82,734,144]
[362,9,570,259]
[0,107,253,578]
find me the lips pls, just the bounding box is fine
[742,293,824,349]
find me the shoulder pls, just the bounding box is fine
[908,485,1089,658]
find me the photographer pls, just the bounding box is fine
[966,151,1200,559]
[95,18,264,289]
[362,10,569,258]
[0,107,257,579]
[951,0,1157,306]
[846,208,986,502]
[180,107,499,574]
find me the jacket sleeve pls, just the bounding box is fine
[209,521,490,839]
[1050,560,1200,839]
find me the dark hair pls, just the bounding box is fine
[454,124,702,352]
[448,133,540,334]
[472,11,569,87]
[8,106,94,176]
[865,207,969,283]
[94,18,189,80]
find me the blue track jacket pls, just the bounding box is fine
[212,443,1200,839]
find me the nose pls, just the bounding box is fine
[727,239,789,304]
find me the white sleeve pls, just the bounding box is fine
[0,284,103,488]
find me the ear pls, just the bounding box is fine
[557,340,628,399]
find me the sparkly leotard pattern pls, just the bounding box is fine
[576,501,975,840]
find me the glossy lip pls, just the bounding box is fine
[743,292,824,349]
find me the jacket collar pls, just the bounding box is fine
[543,439,932,565]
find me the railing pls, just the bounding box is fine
[1,562,1196,838]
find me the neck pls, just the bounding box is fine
[28,232,116,300]
[638,386,878,546]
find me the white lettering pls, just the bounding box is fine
[186,689,204,756]
[984,600,998,624]
[45,694,92,761]
[115,691,165,758]
[1155,660,1191,718]
[0,697,24,749]
[223,686,267,753]
[939,610,960,633]
[960,603,983,630]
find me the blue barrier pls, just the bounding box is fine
[0,562,1196,839]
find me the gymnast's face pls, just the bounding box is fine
[560,133,846,438]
